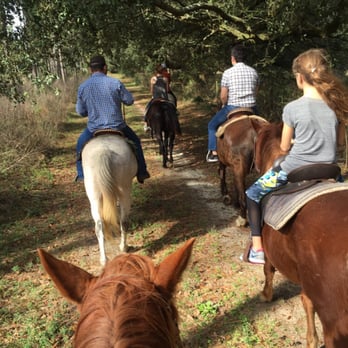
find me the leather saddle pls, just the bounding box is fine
[226,107,253,120]
[270,163,341,196]
[261,163,342,230]
[93,129,124,137]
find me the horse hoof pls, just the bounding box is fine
[222,195,232,205]
[259,291,272,303]
[235,216,247,227]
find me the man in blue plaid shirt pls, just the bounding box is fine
[75,55,150,183]
[206,45,259,162]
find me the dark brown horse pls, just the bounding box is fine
[37,238,195,348]
[216,112,268,226]
[252,121,348,348]
[146,99,181,168]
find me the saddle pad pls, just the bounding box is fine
[216,115,268,138]
[263,181,348,230]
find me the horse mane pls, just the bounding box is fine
[74,254,180,348]
[255,122,283,173]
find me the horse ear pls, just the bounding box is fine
[154,238,195,294]
[37,249,96,305]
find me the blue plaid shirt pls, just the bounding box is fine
[76,72,134,132]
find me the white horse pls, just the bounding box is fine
[82,134,137,265]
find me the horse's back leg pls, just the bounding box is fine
[84,178,108,265]
[117,184,132,252]
[161,134,168,168]
[233,154,252,226]
[168,133,175,164]
[95,220,107,266]
[260,259,276,302]
[88,196,107,265]
[301,292,319,348]
[233,165,247,219]
[218,162,228,196]
[155,132,167,167]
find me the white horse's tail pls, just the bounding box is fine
[97,153,119,240]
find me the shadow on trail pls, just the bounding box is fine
[0,182,90,275]
[181,280,301,347]
[129,170,234,254]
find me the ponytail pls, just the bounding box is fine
[292,49,348,123]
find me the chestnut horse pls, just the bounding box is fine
[37,238,195,348]
[252,121,348,348]
[216,112,268,226]
[146,99,181,168]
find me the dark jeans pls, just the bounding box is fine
[76,126,147,179]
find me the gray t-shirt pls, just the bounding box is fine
[280,96,337,174]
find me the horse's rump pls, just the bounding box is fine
[147,100,180,135]
[216,115,268,138]
[82,135,137,236]
[217,117,265,168]
[82,135,137,263]
[216,116,267,222]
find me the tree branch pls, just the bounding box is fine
[153,0,249,27]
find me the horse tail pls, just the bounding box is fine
[165,103,181,135]
[97,152,119,240]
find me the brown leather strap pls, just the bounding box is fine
[93,129,124,137]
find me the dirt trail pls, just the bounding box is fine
[129,84,325,347]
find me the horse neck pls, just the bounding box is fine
[256,123,283,173]
[261,145,282,173]
[74,273,181,347]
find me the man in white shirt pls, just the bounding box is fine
[207,44,259,162]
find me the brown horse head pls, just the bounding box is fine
[38,238,195,347]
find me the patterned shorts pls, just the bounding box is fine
[246,168,288,203]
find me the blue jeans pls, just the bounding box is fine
[76,126,147,179]
[207,105,258,151]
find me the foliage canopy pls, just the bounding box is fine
[1,0,347,116]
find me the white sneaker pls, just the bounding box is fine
[206,151,219,163]
[248,248,265,264]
